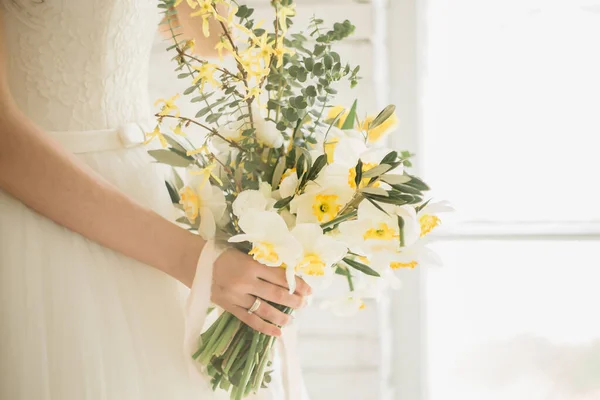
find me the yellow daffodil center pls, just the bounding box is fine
[297,253,326,276]
[348,162,379,189]
[390,261,419,270]
[359,300,366,310]
[419,214,441,237]
[362,112,399,143]
[363,222,398,241]
[312,194,341,223]
[179,186,200,223]
[249,242,280,264]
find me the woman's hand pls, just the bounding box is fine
[211,249,312,337]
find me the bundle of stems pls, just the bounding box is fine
[193,306,292,400]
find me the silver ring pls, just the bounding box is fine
[247,297,261,314]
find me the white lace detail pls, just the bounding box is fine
[1,0,161,131]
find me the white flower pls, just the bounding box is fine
[290,182,354,224]
[229,211,303,291]
[338,201,420,257]
[311,126,364,163]
[291,223,348,288]
[179,173,226,240]
[372,241,442,272]
[252,106,284,148]
[232,182,276,218]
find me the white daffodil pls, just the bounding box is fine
[417,200,454,238]
[229,211,303,291]
[252,106,284,148]
[338,201,420,257]
[322,137,401,191]
[291,223,348,288]
[310,126,364,163]
[290,182,354,224]
[232,182,276,218]
[178,172,226,240]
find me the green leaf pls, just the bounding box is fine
[148,149,192,168]
[191,92,215,103]
[165,180,180,204]
[196,107,211,118]
[415,199,432,213]
[362,164,393,179]
[165,135,187,154]
[343,258,381,277]
[296,154,306,179]
[307,154,328,181]
[361,187,389,197]
[365,197,390,216]
[390,183,423,195]
[354,159,363,187]
[341,99,358,130]
[406,175,431,191]
[271,157,287,188]
[369,104,396,130]
[380,151,398,165]
[380,174,412,185]
[183,86,197,95]
[274,196,294,209]
[205,113,222,124]
[172,168,184,190]
[397,216,405,247]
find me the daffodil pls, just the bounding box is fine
[291,223,347,283]
[320,294,367,317]
[361,111,399,143]
[290,183,354,224]
[192,63,219,90]
[338,201,420,257]
[179,171,227,239]
[211,124,243,153]
[144,126,168,148]
[154,94,181,117]
[229,211,303,291]
[232,182,276,218]
[279,169,299,199]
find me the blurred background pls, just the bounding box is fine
[150,0,600,399]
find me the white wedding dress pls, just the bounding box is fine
[0,1,308,399]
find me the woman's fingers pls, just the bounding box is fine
[251,279,306,310]
[258,266,312,296]
[230,305,282,337]
[240,295,292,327]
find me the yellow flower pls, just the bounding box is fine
[154,94,180,117]
[273,43,294,68]
[175,0,199,8]
[144,126,168,148]
[390,260,419,270]
[192,63,219,90]
[244,86,262,101]
[362,112,399,143]
[327,105,348,128]
[172,124,186,136]
[179,186,200,223]
[275,3,296,32]
[186,145,209,156]
[214,38,233,61]
[311,194,342,223]
[189,163,222,187]
[189,0,217,37]
[419,214,441,237]
[183,38,195,53]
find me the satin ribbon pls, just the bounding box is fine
[46,119,154,154]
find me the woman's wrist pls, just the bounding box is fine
[169,228,206,288]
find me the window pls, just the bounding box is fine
[389,1,600,399]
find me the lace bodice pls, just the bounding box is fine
[1,0,161,131]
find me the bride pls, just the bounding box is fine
[0,1,311,399]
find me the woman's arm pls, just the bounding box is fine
[0,23,203,288]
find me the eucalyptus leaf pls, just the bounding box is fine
[149,149,192,168]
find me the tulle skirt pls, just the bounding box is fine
[0,144,294,399]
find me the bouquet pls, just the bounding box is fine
[149,1,451,398]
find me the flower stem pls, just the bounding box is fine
[235,330,261,400]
